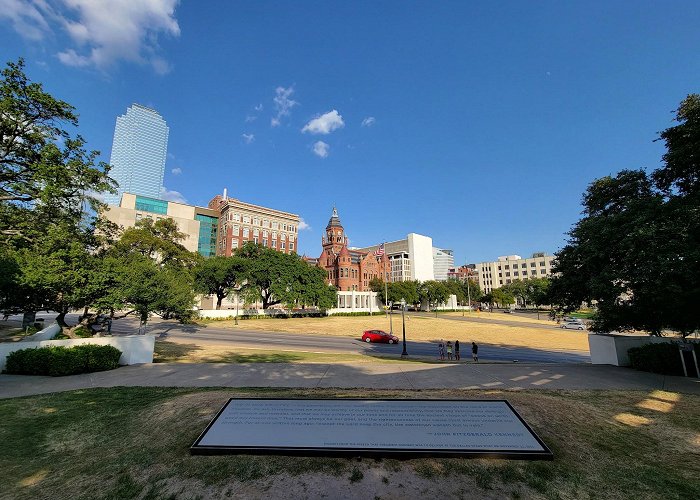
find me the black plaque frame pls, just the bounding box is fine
[190,398,553,460]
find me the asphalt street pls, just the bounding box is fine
[9,312,590,364]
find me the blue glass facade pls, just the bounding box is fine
[135,196,168,215]
[105,104,169,206]
[196,214,218,257]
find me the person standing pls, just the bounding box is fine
[446,341,453,361]
[471,341,479,362]
[454,340,460,361]
[438,341,445,361]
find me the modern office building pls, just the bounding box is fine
[432,248,454,281]
[356,233,435,282]
[105,104,169,205]
[209,191,300,256]
[102,193,218,256]
[477,253,555,294]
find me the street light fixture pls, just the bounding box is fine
[400,298,408,357]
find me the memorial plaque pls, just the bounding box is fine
[191,399,553,460]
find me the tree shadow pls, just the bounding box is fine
[154,341,204,362]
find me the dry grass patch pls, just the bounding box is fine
[1,387,698,499]
[208,315,590,352]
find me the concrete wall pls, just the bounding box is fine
[588,334,677,366]
[0,335,155,371]
[22,322,61,341]
[408,233,434,281]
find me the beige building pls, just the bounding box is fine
[477,253,555,294]
[102,193,219,256]
[209,193,300,256]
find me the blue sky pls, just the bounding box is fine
[1,1,699,263]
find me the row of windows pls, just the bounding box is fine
[231,238,294,251]
[497,261,548,270]
[227,225,295,241]
[226,212,297,232]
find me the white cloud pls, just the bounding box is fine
[254,103,263,111]
[312,141,329,158]
[271,86,298,127]
[361,116,376,127]
[298,218,311,231]
[244,115,256,123]
[171,167,182,175]
[0,0,53,41]
[0,0,181,73]
[160,186,187,204]
[242,133,255,144]
[302,110,344,135]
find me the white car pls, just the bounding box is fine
[561,321,586,330]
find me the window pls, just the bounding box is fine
[506,279,511,284]
[253,217,259,226]
[514,271,519,276]
[499,280,503,284]
[263,219,269,227]
[531,270,536,276]
[135,213,143,220]
[531,262,536,267]
[289,234,294,241]
[243,227,249,238]
[272,221,279,229]
[233,213,240,222]
[231,240,239,249]
[289,243,294,251]
[540,269,546,274]
[135,196,168,215]
[263,230,268,238]
[272,240,277,248]
[505,272,510,277]
[539,261,546,266]
[498,265,501,270]
[283,223,287,231]
[262,238,268,247]
[281,242,286,249]
[243,215,251,224]
[521,263,527,268]
[272,231,277,239]
[505,265,510,269]
[253,229,259,236]
[253,237,258,244]
[233,225,239,234]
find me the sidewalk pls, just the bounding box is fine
[2,361,699,399]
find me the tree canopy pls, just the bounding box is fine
[549,94,700,336]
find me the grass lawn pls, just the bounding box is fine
[154,340,435,364]
[1,387,698,499]
[203,315,591,352]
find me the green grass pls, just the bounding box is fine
[0,387,698,499]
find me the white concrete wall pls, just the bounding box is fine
[329,291,382,314]
[408,233,434,282]
[588,334,677,366]
[0,335,155,371]
[22,322,61,341]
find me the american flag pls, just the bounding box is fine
[374,243,385,257]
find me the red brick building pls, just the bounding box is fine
[209,193,299,256]
[316,208,389,291]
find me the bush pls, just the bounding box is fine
[627,342,699,376]
[5,344,122,377]
[330,312,377,317]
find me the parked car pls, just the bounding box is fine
[561,322,586,330]
[563,316,584,323]
[361,330,399,344]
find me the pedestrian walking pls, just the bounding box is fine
[446,341,453,361]
[471,341,479,362]
[455,340,460,361]
[438,341,445,361]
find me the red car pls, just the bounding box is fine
[362,330,399,344]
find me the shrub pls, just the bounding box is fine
[330,312,377,317]
[4,344,122,377]
[628,342,688,376]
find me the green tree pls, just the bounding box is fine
[526,277,551,319]
[194,256,247,309]
[490,288,515,308]
[550,95,700,336]
[465,279,483,306]
[418,281,450,312]
[0,59,116,243]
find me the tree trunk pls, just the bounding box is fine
[216,293,224,310]
[55,311,69,328]
[22,311,36,329]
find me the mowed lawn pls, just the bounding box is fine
[1,387,698,499]
[204,314,590,352]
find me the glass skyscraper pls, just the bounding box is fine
[104,104,169,206]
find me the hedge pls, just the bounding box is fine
[5,344,122,377]
[628,342,700,376]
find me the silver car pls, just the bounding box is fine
[561,321,586,330]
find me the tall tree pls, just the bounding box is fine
[0,59,116,243]
[550,94,700,336]
[418,281,450,311]
[194,256,247,309]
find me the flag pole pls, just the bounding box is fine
[384,243,388,317]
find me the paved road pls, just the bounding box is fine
[8,312,590,364]
[410,311,564,330]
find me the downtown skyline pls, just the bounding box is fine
[1,1,699,262]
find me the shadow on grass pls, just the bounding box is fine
[154,341,204,362]
[212,352,305,363]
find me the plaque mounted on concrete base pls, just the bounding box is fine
[191,399,552,460]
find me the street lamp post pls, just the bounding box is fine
[400,298,408,357]
[234,292,239,325]
[388,301,393,335]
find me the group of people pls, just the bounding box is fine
[438,340,478,362]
